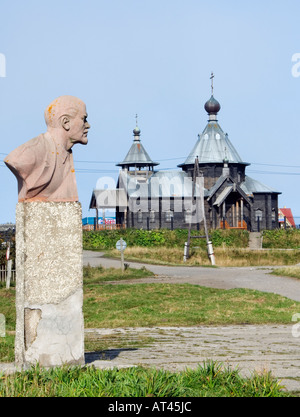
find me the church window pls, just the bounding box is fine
[185,209,192,223]
[272,209,276,222]
[255,209,263,221]
[137,209,143,223]
[150,210,155,222]
[165,210,173,222]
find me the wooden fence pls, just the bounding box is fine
[83,224,125,231]
[0,266,16,283]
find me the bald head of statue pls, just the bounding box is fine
[44,95,90,150]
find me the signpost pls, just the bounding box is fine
[116,238,127,272]
[6,242,12,289]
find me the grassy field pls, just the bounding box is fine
[1,264,299,397]
[83,283,300,329]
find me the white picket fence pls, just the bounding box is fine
[0,266,16,283]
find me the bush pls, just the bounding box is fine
[83,229,249,250]
[263,229,300,249]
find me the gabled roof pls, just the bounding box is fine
[213,186,233,207]
[206,175,228,200]
[279,208,295,227]
[206,174,251,204]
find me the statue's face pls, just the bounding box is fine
[69,103,90,145]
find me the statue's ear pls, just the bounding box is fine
[61,116,70,131]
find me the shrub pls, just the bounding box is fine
[83,229,249,250]
[263,229,300,249]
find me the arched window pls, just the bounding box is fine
[184,209,192,224]
[255,209,263,221]
[165,210,173,222]
[272,209,276,222]
[137,209,143,223]
[150,210,155,223]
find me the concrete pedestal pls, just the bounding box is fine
[15,202,84,367]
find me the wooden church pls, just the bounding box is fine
[90,78,281,232]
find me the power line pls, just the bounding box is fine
[248,170,300,176]
[2,151,300,175]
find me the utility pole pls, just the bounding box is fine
[184,157,215,265]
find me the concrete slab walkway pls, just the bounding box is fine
[85,324,300,393]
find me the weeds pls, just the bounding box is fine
[0,361,286,397]
[106,246,300,267]
[83,264,154,284]
[272,266,300,280]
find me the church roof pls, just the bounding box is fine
[240,175,281,195]
[116,122,159,168]
[179,88,249,167]
[179,120,249,166]
[118,170,203,198]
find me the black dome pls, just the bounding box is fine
[204,95,221,115]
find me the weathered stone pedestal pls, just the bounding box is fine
[15,202,84,367]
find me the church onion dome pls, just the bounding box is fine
[178,76,250,168]
[204,95,221,115]
[133,126,141,138]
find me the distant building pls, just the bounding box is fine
[90,79,281,231]
[0,223,15,244]
[278,207,296,228]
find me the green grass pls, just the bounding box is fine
[1,265,300,362]
[83,264,153,283]
[83,283,300,328]
[0,361,287,397]
[81,265,300,329]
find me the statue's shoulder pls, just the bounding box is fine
[20,133,51,151]
[5,133,55,172]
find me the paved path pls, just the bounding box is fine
[83,251,300,393]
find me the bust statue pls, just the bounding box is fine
[5,95,90,202]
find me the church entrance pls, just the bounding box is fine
[218,195,248,230]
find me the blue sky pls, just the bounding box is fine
[0,0,300,223]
